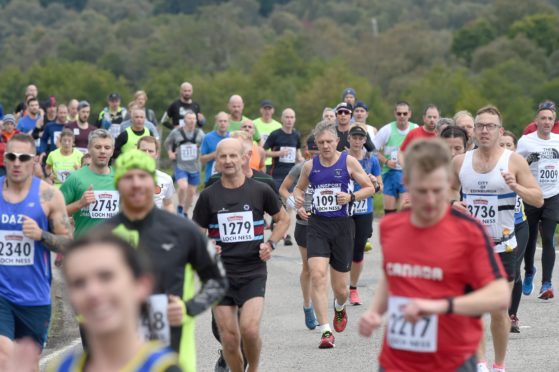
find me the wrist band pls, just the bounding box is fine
[446,297,454,314]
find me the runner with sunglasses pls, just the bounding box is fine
[333,102,375,152]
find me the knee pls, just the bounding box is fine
[178,183,188,192]
[0,337,14,368]
[219,329,241,351]
[310,268,327,286]
[241,323,260,344]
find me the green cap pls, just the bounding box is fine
[114,149,157,187]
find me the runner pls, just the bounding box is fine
[163,82,205,129]
[252,100,281,173]
[293,121,375,349]
[334,102,375,152]
[346,125,381,306]
[359,138,510,371]
[193,138,289,372]
[119,102,159,141]
[279,135,320,329]
[60,129,117,238]
[103,149,228,372]
[39,104,68,156]
[454,110,476,151]
[164,111,204,217]
[0,115,19,142]
[97,92,127,138]
[67,99,79,123]
[517,103,559,300]
[15,97,41,135]
[47,231,182,372]
[65,101,95,153]
[522,101,559,135]
[0,133,72,367]
[137,136,175,213]
[322,108,335,122]
[352,101,377,140]
[113,108,155,159]
[45,129,83,187]
[498,131,529,333]
[201,112,230,183]
[341,88,357,107]
[226,95,259,141]
[451,106,543,372]
[440,125,468,157]
[373,101,418,214]
[398,104,440,166]
[435,117,455,136]
[241,120,266,172]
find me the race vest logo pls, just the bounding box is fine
[386,262,444,281]
[319,189,334,196]
[1,214,24,225]
[472,199,488,205]
[334,169,342,177]
[155,185,162,195]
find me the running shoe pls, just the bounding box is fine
[538,281,554,300]
[522,267,536,296]
[318,331,335,349]
[304,305,319,330]
[214,349,229,372]
[333,305,348,332]
[477,362,490,372]
[509,314,520,333]
[284,234,293,246]
[364,241,373,252]
[349,288,362,305]
[492,364,506,372]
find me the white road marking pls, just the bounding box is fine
[39,337,81,369]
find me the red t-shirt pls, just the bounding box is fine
[523,121,559,135]
[400,126,437,152]
[378,207,505,371]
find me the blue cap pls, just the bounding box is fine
[354,101,368,111]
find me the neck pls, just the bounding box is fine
[29,112,38,119]
[181,97,192,104]
[122,204,153,221]
[61,147,72,156]
[221,173,246,189]
[423,126,435,133]
[411,208,446,228]
[86,325,144,370]
[337,122,350,131]
[3,176,32,194]
[319,152,339,166]
[397,121,408,130]
[282,127,292,134]
[231,114,242,121]
[217,129,228,136]
[78,120,88,127]
[262,117,272,123]
[132,125,144,132]
[348,147,363,159]
[476,145,501,159]
[89,164,110,175]
[537,130,551,140]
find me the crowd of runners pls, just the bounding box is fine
[0,82,557,371]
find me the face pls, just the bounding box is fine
[65,244,150,337]
[25,85,38,97]
[535,109,556,135]
[336,109,351,125]
[60,135,74,150]
[241,121,255,136]
[4,122,15,133]
[118,169,154,210]
[5,140,36,184]
[315,130,339,160]
[394,105,410,125]
[138,141,157,159]
[228,98,244,117]
[216,140,244,177]
[180,83,193,100]
[82,157,92,167]
[353,107,368,123]
[79,107,90,123]
[135,94,147,108]
[282,109,295,129]
[423,108,440,131]
[28,100,40,115]
[184,113,197,130]
[108,99,120,111]
[260,106,274,119]
[406,166,449,224]
[216,114,229,133]
[68,100,79,117]
[47,106,57,118]
[499,135,515,151]
[132,110,146,127]
[89,138,114,167]
[348,134,366,150]
[344,94,356,106]
[474,112,502,149]
[455,115,474,140]
[443,137,465,158]
[323,110,336,122]
[57,106,68,123]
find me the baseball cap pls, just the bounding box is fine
[2,114,15,125]
[260,100,274,108]
[108,92,121,101]
[354,101,369,111]
[537,100,556,113]
[77,100,90,111]
[306,135,318,151]
[342,88,357,100]
[114,149,157,188]
[335,102,353,113]
[349,125,367,137]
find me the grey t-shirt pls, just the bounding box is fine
[288,162,313,226]
[164,127,205,172]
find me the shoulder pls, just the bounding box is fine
[380,210,410,232]
[447,208,490,239]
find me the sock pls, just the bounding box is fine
[177,205,183,214]
[493,363,505,369]
[477,361,487,366]
[350,286,357,290]
[334,299,345,312]
[384,209,397,215]
[319,323,331,334]
[303,305,312,310]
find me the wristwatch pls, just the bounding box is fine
[350,192,356,203]
[266,239,277,250]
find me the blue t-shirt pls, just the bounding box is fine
[40,121,65,154]
[0,104,4,120]
[352,154,381,215]
[17,115,40,133]
[200,131,229,182]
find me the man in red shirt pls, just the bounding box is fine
[359,138,509,371]
[523,100,559,135]
[398,105,439,167]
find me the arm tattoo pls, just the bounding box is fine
[40,230,71,253]
[40,187,54,203]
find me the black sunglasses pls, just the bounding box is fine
[5,152,34,162]
[396,112,409,116]
[337,110,351,116]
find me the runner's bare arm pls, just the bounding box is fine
[268,207,290,243]
[66,185,95,215]
[450,155,464,201]
[293,160,311,208]
[200,151,215,166]
[347,156,375,199]
[508,153,544,208]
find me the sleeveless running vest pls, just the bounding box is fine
[122,127,150,154]
[0,177,51,305]
[460,149,517,253]
[382,121,417,173]
[309,152,352,218]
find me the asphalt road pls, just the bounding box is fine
[41,219,559,371]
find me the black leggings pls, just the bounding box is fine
[510,221,529,316]
[524,215,556,283]
[352,213,373,263]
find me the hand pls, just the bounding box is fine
[386,159,397,169]
[22,216,42,240]
[197,113,205,122]
[501,170,518,191]
[167,295,185,327]
[451,200,468,213]
[369,174,379,194]
[359,310,382,337]
[168,152,176,160]
[2,338,40,372]
[259,242,273,261]
[336,192,351,205]
[215,244,222,255]
[294,194,305,209]
[402,298,447,323]
[400,195,411,210]
[297,207,309,221]
[80,185,96,208]
[278,148,289,157]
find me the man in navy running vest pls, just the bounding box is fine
[0,134,72,369]
[293,121,375,349]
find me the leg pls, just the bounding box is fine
[308,257,330,326]
[185,184,197,212]
[382,172,398,214]
[299,246,312,307]
[523,206,541,275]
[540,218,557,284]
[213,305,244,372]
[176,178,188,212]
[510,221,529,318]
[383,194,397,214]
[330,267,349,308]
[0,336,14,372]
[239,297,265,372]
[475,320,487,365]
[492,252,516,366]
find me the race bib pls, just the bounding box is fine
[514,196,522,214]
[0,231,34,266]
[313,186,341,212]
[210,161,218,175]
[217,211,255,243]
[57,170,71,183]
[179,119,185,128]
[466,195,499,228]
[89,191,120,219]
[73,128,80,136]
[180,144,197,161]
[538,160,559,185]
[53,131,61,146]
[261,134,269,143]
[387,296,438,353]
[109,124,121,138]
[354,198,369,214]
[139,294,170,347]
[279,147,296,163]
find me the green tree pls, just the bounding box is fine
[451,20,497,64]
[509,13,559,55]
